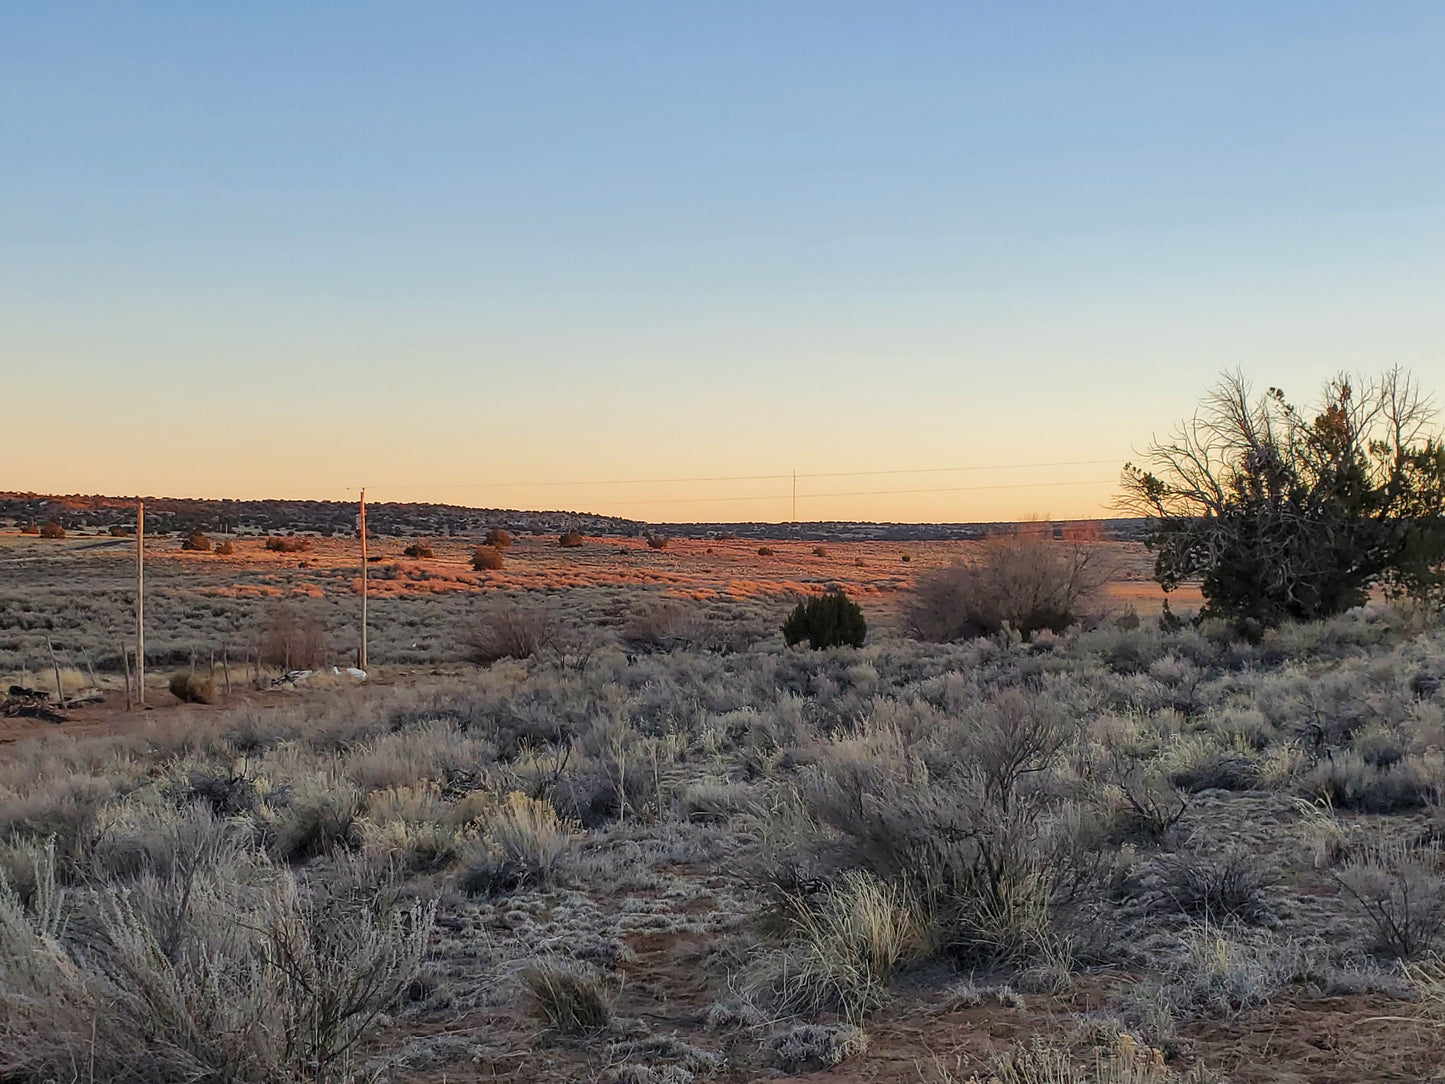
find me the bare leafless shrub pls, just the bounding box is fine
[1332,834,1445,957]
[907,534,1113,640]
[623,601,708,654]
[801,692,1094,964]
[258,603,329,670]
[0,841,433,1083]
[461,600,555,664]
[521,957,613,1033]
[1148,848,1276,924]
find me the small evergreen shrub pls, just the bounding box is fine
[783,590,867,649]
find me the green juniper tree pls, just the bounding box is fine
[1121,368,1445,630]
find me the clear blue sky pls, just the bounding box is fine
[4,3,1443,521]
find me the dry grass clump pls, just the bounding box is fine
[169,670,216,704]
[645,533,669,549]
[520,957,613,1033]
[758,545,775,556]
[19,521,39,535]
[403,542,435,558]
[471,544,505,571]
[458,791,579,897]
[484,527,513,549]
[271,777,363,862]
[38,521,65,539]
[462,600,555,664]
[264,535,311,552]
[907,535,1112,640]
[746,870,934,1021]
[949,1034,1215,1084]
[181,531,212,551]
[214,538,235,555]
[558,531,584,548]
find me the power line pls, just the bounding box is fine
[619,477,1117,506]
[371,457,1124,492]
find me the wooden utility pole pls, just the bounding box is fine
[136,499,145,705]
[792,471,797,523]
[359,488,368,669]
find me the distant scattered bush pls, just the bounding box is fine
[180,531,212,552]
[906,534,1111,641]
[462,601,554,664]
[403,542,434,558]
[108,524,134,537]
[900,553,911,562]
[214,538,234,555]
[19,522,39,535]
[168,672,215,704]
[645,533,669,549]
[783,589,867,649]
[471,545,505,571]
[812,546,829,557]
[558,531,584,548]
[484,528,513,549]
[264,536,310,553]
[38,522,65,539]
[758,546,775,556]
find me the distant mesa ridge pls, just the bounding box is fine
[0,492,1148,543]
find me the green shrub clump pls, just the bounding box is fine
[783,589,867,649]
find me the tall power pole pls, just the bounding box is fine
[358,488,368,669]
[792,471,797,523]
[136,499,145,705]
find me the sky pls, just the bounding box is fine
[3,3,1443,523]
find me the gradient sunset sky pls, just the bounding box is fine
[4,4,1443,523]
